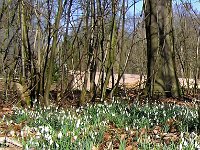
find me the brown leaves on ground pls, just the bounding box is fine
[99,123,136,150]
[0,106,13,117]
[97,117,182,150]
[152,126,161,135]
[103,132,112,142]
[0,106,34,149]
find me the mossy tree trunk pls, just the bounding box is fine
[79,0,90,106]
[61,0,73,98]
[19,0,33,106]
[43,0,63,106]
[19,1,26,87]
[144,0,181,98]
[100,0,117,100]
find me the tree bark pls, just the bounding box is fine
[101,0,117,100]
[144,0,181,98]
[43,0,63,106]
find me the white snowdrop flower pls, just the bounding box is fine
[180,132,184,138]
[6,121,9,126]
[44,126,49,132]
[179,143,183,150]
[66,131,70,136]
[20,130,24,137]
[55,106,59,111]
[76,119,81,128]
[183,140,188,146]
[33,99,37,104]
[39,126,43,129]
[148,136,151,140]
[47,134,52,141]
[2,115,5,121]
[35,141,39,147]
[74,116,77,120]
[76,108,80,113]
[49,138,53,145]
[195,142,200,149]
[56,142,59,148]
[102,121,106,126]
[44,133,48,140]
[61,120,64,125]
[104,101,108,106]
[195,141,199,147]
[94,131,98,135]
[73,135,77,141]
[58,131,63,139]
[125,126,128,131]
[90,133,95,139]
[190,132,197,139]
[97,104,102,107]
[112,97,115,102]
[35,131,41,139]
[112,113,115,117]
[62,115,66,120]
[25,144,29,150]
[155,134,160,139]
[61,110,65,114]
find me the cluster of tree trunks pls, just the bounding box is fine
[2,0,200,107]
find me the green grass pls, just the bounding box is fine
[3,98,200,150]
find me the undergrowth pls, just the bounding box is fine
[2,98,200,150]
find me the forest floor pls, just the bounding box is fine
[0,78,200,149]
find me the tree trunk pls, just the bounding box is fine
[61,0,73,98]
[101,0,117,100]
[144,0,181,98]
[43,0,63,106]
[79,0,90,106]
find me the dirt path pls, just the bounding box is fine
[69,72,200,90]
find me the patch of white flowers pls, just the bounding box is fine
[9,100,200,149]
